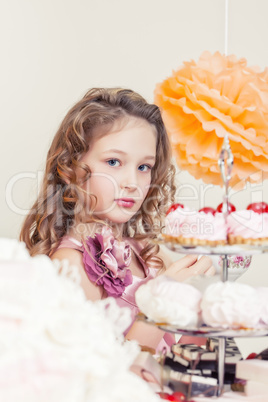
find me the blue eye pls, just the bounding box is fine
[107,159,120,167]
[138,164,151,172]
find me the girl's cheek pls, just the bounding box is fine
[143,177,152,193]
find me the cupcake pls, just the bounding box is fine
[164,205,227,246]
[227,210,268,245]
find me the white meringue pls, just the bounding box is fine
[257,287,268,325]
[201,282,262,328]
[135,275,202,327]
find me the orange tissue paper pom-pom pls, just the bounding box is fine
[154,51,268,187]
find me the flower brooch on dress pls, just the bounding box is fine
[83,226,133,297]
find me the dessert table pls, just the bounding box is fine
[193,392,267,402]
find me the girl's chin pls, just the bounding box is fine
[94,211,137,225]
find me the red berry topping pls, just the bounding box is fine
[246,352,257,359]
[247,202,268,214]
[216,202,236,213]
[199,207,216,215]
[158,392,186,401]
[166,203,184,215]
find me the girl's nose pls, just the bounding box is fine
[121,182,137,191]
[120,179,138,191]
[120,170,138,191]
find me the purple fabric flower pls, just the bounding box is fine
[82,226,133,297]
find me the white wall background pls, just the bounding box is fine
[1,0,268,353]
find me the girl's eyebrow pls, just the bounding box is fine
[102,149,156,161]
[102,149,126,155]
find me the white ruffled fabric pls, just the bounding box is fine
[0,239,158,402]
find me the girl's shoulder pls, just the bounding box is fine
[51,243,105,302]
[57,235,83,252]
[51,235,84,266]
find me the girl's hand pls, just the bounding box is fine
[163,255,215,282]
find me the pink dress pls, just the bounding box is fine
[57,235,174,351]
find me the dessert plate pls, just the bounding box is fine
[139,314,268,338]
[157,239,268,256]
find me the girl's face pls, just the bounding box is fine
[81,117,157,224]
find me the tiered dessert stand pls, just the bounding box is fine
[143,136,268,397]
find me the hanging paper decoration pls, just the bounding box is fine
[155,51,268,187]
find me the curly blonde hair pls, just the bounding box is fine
[20,88,176,267]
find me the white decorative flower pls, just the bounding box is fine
[0,238,31,260]
[0,239,158,402]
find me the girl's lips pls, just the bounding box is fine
[115,198,135,208]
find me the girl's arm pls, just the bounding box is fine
[51,248,104,301]
[164,254,216,281]
[158,246,215,281]
[125,320,165,350]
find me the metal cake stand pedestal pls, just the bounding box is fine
[140,311,268,396]
[151,136,268,396]
[152,243,268,396]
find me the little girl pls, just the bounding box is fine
[20,88,214,350]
